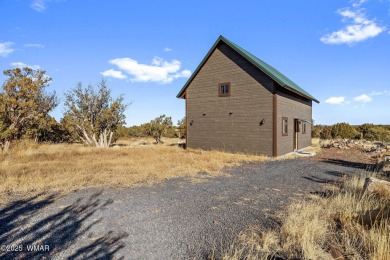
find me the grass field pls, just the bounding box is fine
[0,138,268,197]
[223,174,390,260]
[2,138,388,258]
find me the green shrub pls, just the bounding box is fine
[163,126,178,138]
[127,125,148,137]
[316,123,389,141]
[331,122,360,139]
[378,125,390,132]
[311,125,322,138]
[143,115,173,144]
[177,117,186,139]
[320,126,332,140]
[357,123,375,139]
[365,126,390,143]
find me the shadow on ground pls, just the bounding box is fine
[0,192,128,259]
[303,155,376,185]
[303,170,347,185]
[319,158,375,171]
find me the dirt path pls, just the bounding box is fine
[0,150,373,259]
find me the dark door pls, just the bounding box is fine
[293,119,300,151]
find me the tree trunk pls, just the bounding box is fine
[97,131,104,147]
[91,132,99,147]
[107,131,113,147]
[1,140,11,153]
[154,135,163,144]
[79,126,95,146]
[95,129,111,148]
[78,126,113,148]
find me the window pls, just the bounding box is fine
[302,121,306,134]
[282,117,288,136]
[218,82,231,97]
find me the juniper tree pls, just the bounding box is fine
[64,80,127,147]
[143,115,173,144]
[0,67,57,152]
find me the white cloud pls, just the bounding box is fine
[352,0,368,7]
[326,91,388,105]
[107,57,191,84]
[24,43,45,48]
[369,91,383,96]
[100,69,127,79]
[320,8,385,44]
[173,69,191,78]
[354,94,372,102]
[325,96,346,104]
[367,90,390,96]
[0,42,15,57]
[11,62,41,70]
[30,0,47,12]
[164,47,173,52]
[30,0,65,12]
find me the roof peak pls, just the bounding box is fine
[177,35,319,103]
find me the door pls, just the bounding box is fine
[293,119,300,151]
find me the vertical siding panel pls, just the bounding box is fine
[183,42,313,156]
[273,93,277,157]
[277,90,312,155]
[185,91,188,148]
[186,43,274,156]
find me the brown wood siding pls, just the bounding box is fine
[186,42,274,156]
[185,91,188,148]
[276,89,312,155]
[273,93,277,157]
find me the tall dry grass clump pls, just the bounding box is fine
[0,139,268,197]
[224,174,390,260]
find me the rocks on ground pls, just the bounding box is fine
[320,139,390,159]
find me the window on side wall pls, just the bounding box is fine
[282,117,288,136]
[218,82,231,97]
[302,121,306,134]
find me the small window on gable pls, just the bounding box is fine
[282,117,288,136]
[302,122,306,134]
[218,82,231,97]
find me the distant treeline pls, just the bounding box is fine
[114,115,186,143]
[1,67,186,151]
[14,114,186,145]
[312,123,390,142]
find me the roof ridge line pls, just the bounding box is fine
[177,36,319,103]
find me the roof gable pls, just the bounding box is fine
[177,35,319,103]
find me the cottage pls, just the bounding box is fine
[177,36,319,156]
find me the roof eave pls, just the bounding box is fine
[221,37,319,104]
[177,35,320,104]
[283,84,320,103]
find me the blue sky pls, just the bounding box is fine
[0,0,389,126]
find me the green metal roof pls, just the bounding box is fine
[177,35,319,103]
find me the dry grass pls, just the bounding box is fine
[312,137,320,147]
[306,138,322,153]
[0,138,268,197]
[114,136,181,146]
[224,174,390,260]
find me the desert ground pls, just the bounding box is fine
[0,139,388,259]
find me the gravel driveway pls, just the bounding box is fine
[0,156,369,259]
